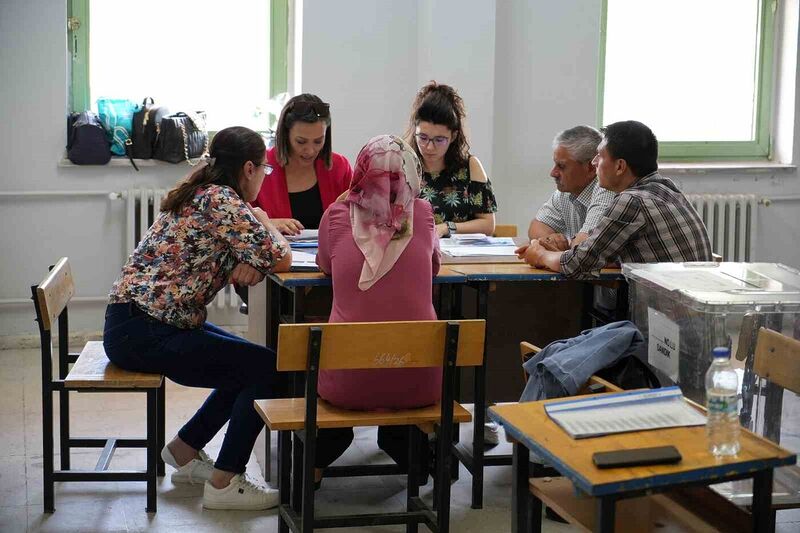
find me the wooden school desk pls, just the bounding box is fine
[444,262,625,509]
[489,398,797,533]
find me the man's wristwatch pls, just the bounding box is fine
[446,221,457,236]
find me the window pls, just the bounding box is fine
[598,0,776,160]
[68,0,288,132]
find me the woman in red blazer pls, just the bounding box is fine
[251,94,352,235]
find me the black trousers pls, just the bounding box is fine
[315,426,431,477]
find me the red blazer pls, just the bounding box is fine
[251,147,352,219]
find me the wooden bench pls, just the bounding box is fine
[31,257,165,513]
[253,319,485,533]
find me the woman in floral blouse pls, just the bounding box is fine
[103,126,291,511]
[405,81,497,237]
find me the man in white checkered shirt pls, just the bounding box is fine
[517,121,712,278]
[529,125,615,251]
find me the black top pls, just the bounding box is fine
[288,182,324,229]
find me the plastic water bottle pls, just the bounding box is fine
[705,347,740,456]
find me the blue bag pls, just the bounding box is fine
[97,98,138,156]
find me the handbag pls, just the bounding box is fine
[154,111,209,164]
[131,97,171,159]
[96,97,138,156]
[66,111,112,165]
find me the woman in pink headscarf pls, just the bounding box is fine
[313,134,441,486]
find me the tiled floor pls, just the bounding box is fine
[1,346,798,532]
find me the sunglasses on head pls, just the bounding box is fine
[288,101,330,118]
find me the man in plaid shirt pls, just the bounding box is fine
[529,125,615,250]
[517,120,712,278]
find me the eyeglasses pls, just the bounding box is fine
[415,133,450,148]
[256,162,274,175]
[288,101,330,119]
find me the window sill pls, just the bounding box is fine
[658,161,796,175]
[58,155,193,168]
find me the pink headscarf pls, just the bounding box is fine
[345,135,422,290]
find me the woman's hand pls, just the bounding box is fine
[270,218,305,236]
[335,189,349,202]
[538,233,570,251]
[435,223,450,238]
[230,263,265,286]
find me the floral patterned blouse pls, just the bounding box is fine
[419,161,498,224]
[109,184,287,329]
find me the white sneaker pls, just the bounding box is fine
[161,445,214,485]
[483,421,500,446]
[203,474,279,511]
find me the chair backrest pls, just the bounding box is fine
[276,320,485,371]
[493,224,518,238]
[34,257,74,332]
[754,327,800,394]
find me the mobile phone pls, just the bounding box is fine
[592,445,682,469]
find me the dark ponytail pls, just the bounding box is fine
[404,81,471,170]
[161,126,266,214]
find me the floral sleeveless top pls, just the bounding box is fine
[419,162,498,224]
[109,184,287,329]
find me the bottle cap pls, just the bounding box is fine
[712,346,730,358]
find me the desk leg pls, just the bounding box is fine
[471,281,489,509]
[267,278,280,351]
[752,469,774,533]
[512,442,533,533]
[614,281,629,321]
[595,497,616,533]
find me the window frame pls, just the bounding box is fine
[596,0,777,161]
[67,0,289,119]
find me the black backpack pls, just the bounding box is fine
[131,97,171,159]
[67,112,112,165]
[596,355,662,390]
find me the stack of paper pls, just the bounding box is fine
[286,229,319,242]
[544,386,706,439]
[439,234,517,256]
[287,229,319,249]
[291,250,319,272]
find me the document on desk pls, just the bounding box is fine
[286,229,319,242]
[290,250,319,272]
[442,245,519,257]
[544,386,706,439]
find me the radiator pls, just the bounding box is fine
[125,188,240,310]
[686,194,757,262]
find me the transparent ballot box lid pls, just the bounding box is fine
[622,262,800,314]
[623,262,800,507]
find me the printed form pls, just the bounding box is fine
[544,387,707,439]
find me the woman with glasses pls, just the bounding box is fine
[103,126,291,511]
[251,93,352,235]
[405,81,497,237]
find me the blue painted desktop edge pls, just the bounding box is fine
[488,407,797,497]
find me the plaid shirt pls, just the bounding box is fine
[560,172,712,278]
[535,177,615,238]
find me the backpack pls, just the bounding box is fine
[96,97,138,156]
[596,355,662,390]
[66,112,112,165]
[131,97,171,159]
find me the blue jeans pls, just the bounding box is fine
[103,302,282,474]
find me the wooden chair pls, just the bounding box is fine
[31,258,165,513]
[493,224,518,238]
[253,319,485,533]
[721,327,800,512]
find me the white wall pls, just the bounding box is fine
[1,0,799,337]
[0,0,193,336]
[493,0,800,266]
